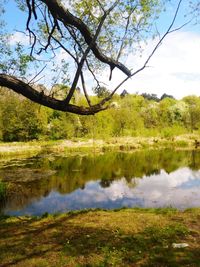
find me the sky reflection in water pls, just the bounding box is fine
[4,163,200,216]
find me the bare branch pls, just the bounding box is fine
[65,2,119,104]
[52,36,77,62]
[116,7,137,61]
[169,19,193,34]
[31,0,37,20]
[26,0,37,56]
[80,71,91,107]
[99,0,184,106]
[41,0,131,77]
[28,64,47,84]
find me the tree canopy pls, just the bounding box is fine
[0,0,191,115]
[1,88,200,142]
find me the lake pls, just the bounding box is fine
[1,149,200,216]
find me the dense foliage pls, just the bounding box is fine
[0,86,200,142]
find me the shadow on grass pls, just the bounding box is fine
[0,212,199,267]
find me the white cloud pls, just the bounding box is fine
[9,32,29,46]
[9,29,200,100]
[66,167,200,209]
[100,31,200,99]
[133,168,200,208]
[6,166,200,215]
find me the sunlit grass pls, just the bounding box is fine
[0,208,199,266]
[0,134,199,160]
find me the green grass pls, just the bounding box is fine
[0,208,200,266]
[0,134,198,160]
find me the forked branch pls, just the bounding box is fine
[0,0,186,115]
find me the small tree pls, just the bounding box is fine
[93,86,110,98]
[183,96,200,132]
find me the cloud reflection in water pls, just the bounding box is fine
[6,167,200,216]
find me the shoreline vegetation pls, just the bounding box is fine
[0,134,200,158]
[0,208,199,266]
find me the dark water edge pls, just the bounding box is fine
[1,149,200,216]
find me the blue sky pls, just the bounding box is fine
[2,0,200,99]
[2,1,26,31]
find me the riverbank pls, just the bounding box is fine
[0,208,199,266]
[0,134,199,158]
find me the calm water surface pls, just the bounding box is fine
[1,149,200,215]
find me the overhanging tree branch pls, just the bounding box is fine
[0,74,107,115]
[0,0,188,115]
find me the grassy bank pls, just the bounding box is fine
[0,134,199,158]
[0,208,200,266]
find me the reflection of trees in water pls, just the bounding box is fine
[100,179,114,188]
[1,149,200,213]
[188,150,200,170]
[0,181,7,213]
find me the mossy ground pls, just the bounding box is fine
[0,208,200,267]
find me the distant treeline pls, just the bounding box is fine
[0,86,200,142]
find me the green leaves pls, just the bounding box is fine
[0,0,184,115]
